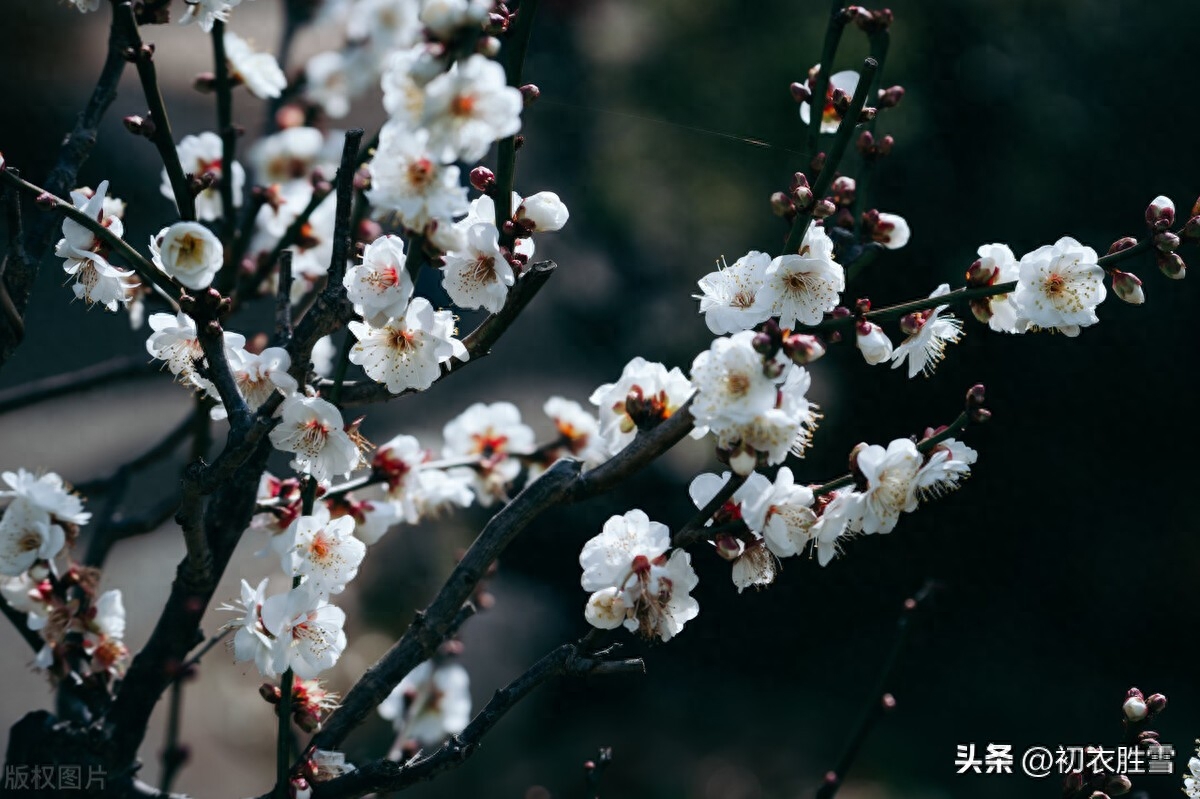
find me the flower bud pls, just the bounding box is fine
[830,176,856,207]
[770,191,794,217]
[830,87,850,114]
[792,184,814,209]
[729,445,758,477]
[1106,236,1137,255]
[714,534,745,562]
[1183,216,1200,241]
[1145,693,1167,714]
[193,72,217,93]
[1157,251,1186,279]
[878,134,894,155]
[1145,195,1175,231]
[855,321,893,365]
[783,333,826,365]
[260,683,282,704]
[966,258,998,287]
[966,383,987,408]
[858,107,877,123]
[1122,694,1148,721]
[789,82,812,103]
[1104,776,1132,797]
[1154,231,1179,252]
[970,407,992,424]
[812,199,837,219]
[517,191,569,232]
[857,130,875,156]
[519,83,540,106]
[469,166,495,193]
[898,312,924,336]
[877,85,905,108]
[1107,270,1144,305]
[479,36,502,57]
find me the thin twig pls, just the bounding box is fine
[805,1,850,159]
[494,0,541,242]
[211,19,240,290]
[814,581,938,799]
[0,595,43,654]
[672,472,748,547]
[274,250,294,346]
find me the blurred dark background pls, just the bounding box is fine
[2,1,1198,797]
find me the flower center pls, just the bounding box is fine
[407,158,436,189]
[468,256,497,285]
[450,94,477,117]
[725,372,751,397]
[388,328,417,352]
[17,531,41,554]
[1044,273,1066,296]
[298,419,330,454]
[730,290,755,309]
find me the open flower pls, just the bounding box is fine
[367,125,469,231]
[210,346,297,420]
[82,589,129,677]
[1014,236,1106,336]
[800,64,860,133]
[163,132,245,221]
[442,402,534,506]
[150,222,224,289]
[0,500,66,576]
[853,438,922,535]
[269,395,363,482]
[440,222,513,312]
[56,181,139,312]
[378,660,472,750]
[915,438,977,500]
[742,467,818,558]
[969,243,1021,333]
[689,472,775,592]
[372,434,429,523]
[345,235,415,325]
[146,312,246,390]
[691,331,785,431]
[327,485,404,546]
[890,284,964,378]
[220,577,276,677]
[283,514,366,597]
[1,470,89,526]
[694,252,773,335]
[224,31,286,100]
[419,0,491,39]
[756,227,844,327]
[347,297,468,393]
[262,586,348,679]
[249,127,332,187]
[590,357,693,454]
[422,54,523,164]
[540,396,608,469]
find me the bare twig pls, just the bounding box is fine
[211,19,240,290]
[274,250,294,346]
[0,596,43,654]
[805,1,851,159]
[672,471,748,547]
[305,638,642,799]
[495,0,541,241]
[814,581,938,799]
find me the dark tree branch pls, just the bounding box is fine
[0,355,156,416]
[494,0,541,239]
[0,0,129,373]
[306,639,642,799]
[211,19,240,291]
[584,746,615,799]
[0,595,43,654]
[805,0,850,159]
[672,471,747,547]
[326,260,557,406]
[815,581,938,799]
[274,250,294,346]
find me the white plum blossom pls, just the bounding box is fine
[329,485,404,546]
[312,336,337,377]
[262,586,348,679]
[411,468,475,517]
[210,346,297,419]
[694,252,773,335]
[224,31,286,99]
[55,181,139,312]
[590,357,693,454]
[1182,743,1200,799]
[180,0,248,31]
[743,467,818,559]
[344,234,416,325]
[419,0,491,38]
[379,659,472,750]
[440,223,514,312]
[542,396,608,468]
[0,500,66,576]
[372,433,429,523]
[867,212,911,249]
[367,125,470,230]
[82,589,129,677]
[516,192,570,233]
[163,132,245,221]
[581,509,670,591]
[348,297,469,394]
[810,489,861,566]
[252,183,338,301]
[800,65,860,133]
[269,394,362,482]
[853,438,922,535]
[690,331,784,431]
[348,0,423,59]
[220,577,275,677]
[688,472,775,592]
[283,514,366,596]
[890,284,964,378]
[971,243,1022,333]
[422,54,523,164]
[442,401,534,505]
[146,312,246,389]
[304,50,373,119]
[149,222,224,290]
[1014,236,1106,336]
[855,321,893,365]
[731,365,821,464]
[915,438,977,499]
[249,127,330,186]
[1,470,90,526]
[380,45,437,125]
[756,226,844,327]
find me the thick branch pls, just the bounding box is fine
[308,640,642,799]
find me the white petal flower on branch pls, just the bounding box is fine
[269,394,363,482]
[580,509,671,592]
[344,234,416,325]
[55,181,139,312]
[422,54,523,164]
[853,438,921,535]
[1014,236,1106,336]
[971,243,1022,333]
[209,346,297,420]
[810,489,862,566]
[149,222,224,290]
[890,284,964,378]
[1,470,90,526]
[742,467,817,558]
[866,212,911,250]
[419,0,491,39]
[262,586,348,679]
[799,65,860,133]
[542,396,608,468]
[179,0,244,32]
[224,31,286,99]
[757,226,844,327]
[590,357,693,454]
[689,472,775,592]
[690,331,785,430]
[249,127,330,187]
[516,191,570,233]
[82,589,129,677]
[372,434,429,523]
[347,0,423,59]
[0,500,66,576]
[440,222,513,312]
[367,125,469,231]
[735,365,821,464]
[328,485,404,546]
[855,320,893,365]
[348,297,469,393]
[411,468,475,517]
[915,438,977,500]
[163,132,245,221]
[146,312,246,390]
[378,659,472,748]
[442,401,534,506]
[694,252,773,335]
[283,514,366,597]
[304,50,374,119]
[220,577,276,678]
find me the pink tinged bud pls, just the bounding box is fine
[792,184,814,209]
[714,534,744,562]
[881,693,897,711]
[1110,270,1144,305]
[1184,216,1200,241]
[1146,693,1167,714]
[966,383,987,408]
[830,176,856,206]
[1146,195,1174,230]
[1107,236,1138,255]
[260,683,282,704]
[969,299,993,325]
[965,259,998,287]
[770,191,795,217]
[789,82,812,103]
[783,333,825,364]
[810,151,827,174]
[469,166,496,193]
[877,85,905,108]
[813,199,836,219]
[1122,695,1148,721]
[855,321,892,365]
[1154,231,1179,252]
[729,445,758,477]
[1157,251,1186,279]
[1105,775,1132,797]
[898,311,924,336]
[858,107,877,123]
[519,83,540,106]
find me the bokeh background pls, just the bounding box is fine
[2,1,1199,797]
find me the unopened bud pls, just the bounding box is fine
[810,151,827,174]
[260,683,282,704]
[729,445,758,477]
[469,166,496,193]
[1110,270,1144,305]
[857,130,875,156]
[812,199,836,219]
[830,87,850,114]
[830,176,856,206]
[519,83,540,106]
[1157,251,1186,279]
[789,82,811,103]
[878,134,894,155]
[783,333,825,365]
[966,383,987,408]
[479,36,502,57]
[1104,776,1132,797]
[751,332,775,355]
[193,72,217,93]
[1122,694,1148,722]
[858,106,877,123]
[1107,236,1138,255]
[1145,195,1175,231]
[898,311,923,336]
[965,258,998,287]
[1154,231,1179,252]
[1145,693,1167,714]
[1088,792,1110,799]
[792,184,814,209]
[35,192,56,209]
[123,115,154,138]
[770,191,794,217]
[713,534,744,562]
[970,407,992,424]
[877,85,905,108]
[1183,216,1200,241]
